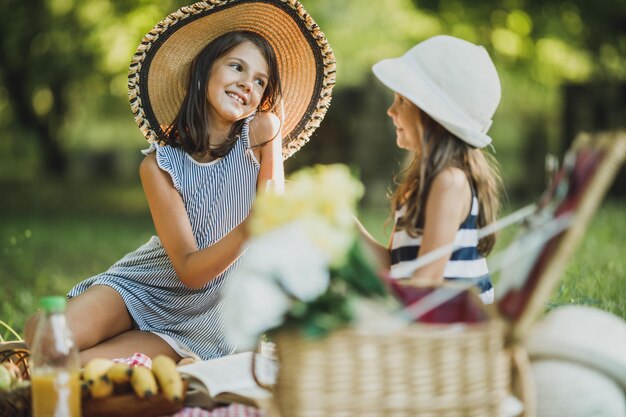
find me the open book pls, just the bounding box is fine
[178,351,277,409]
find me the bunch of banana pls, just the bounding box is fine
[81,358,117,399]
[131,355,184,401]
[151,355,184,402]
[80,355,183,402]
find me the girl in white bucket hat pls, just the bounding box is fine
[359,35,503,303]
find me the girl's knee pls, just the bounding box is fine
[66,287,133,351]
[23,312,42,347]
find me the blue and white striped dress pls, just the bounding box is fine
[389,188,494,304]
[68,116,259,359]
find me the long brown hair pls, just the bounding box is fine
[164,31,282,157]
[390,109,502,255]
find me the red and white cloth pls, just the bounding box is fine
[113,352,152,368]
[169,405,265,417]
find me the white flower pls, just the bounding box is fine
[244,222,331,301]
[224,273,291,350]
[224,222,332,349]
[269,222,330,301]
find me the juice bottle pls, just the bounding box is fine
[30,296,81,417]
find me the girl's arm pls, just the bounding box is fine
[408,167,471,286]
[140,154,249,289]
[355,217,391,270]
[250,111,284,190]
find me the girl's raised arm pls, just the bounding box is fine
[140,154,248,289]
[251,111,284,190]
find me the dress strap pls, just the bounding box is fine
[239,113,256,150]
[141,141,158,155]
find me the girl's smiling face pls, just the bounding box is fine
[387,93,423,151]
[206,41,269,130]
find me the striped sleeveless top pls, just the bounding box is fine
[68,116,259,359]
[389,188,494,304]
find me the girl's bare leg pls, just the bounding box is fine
[26,285,181,365]
[24,285,131,349]
[65,285,134,351]
[79,330,181,366]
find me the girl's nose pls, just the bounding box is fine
[238,78,253,92]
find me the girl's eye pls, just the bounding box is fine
[230,63,242,71]
[255,78,266,88]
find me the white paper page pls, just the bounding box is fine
[178,352,276,397]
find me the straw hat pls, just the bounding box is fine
[128,0,336,159]
[372,35,500,149]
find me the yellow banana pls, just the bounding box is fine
[83,358,114,383]
[130,365,158,399]
[151,355,184,402]
[88,376,114,399]
[106,363,132,385]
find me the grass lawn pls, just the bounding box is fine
[1,179,624,340]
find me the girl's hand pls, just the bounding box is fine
[403,274,442,288]
[250,111,284,191]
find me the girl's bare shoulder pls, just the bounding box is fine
[139,151,158,175]
[432,167,469,192]
[249,111,281,146]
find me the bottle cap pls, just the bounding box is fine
[39,296,67,312]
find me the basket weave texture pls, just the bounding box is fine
[274,320,509,417]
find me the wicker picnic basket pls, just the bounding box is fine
[0,341,31,417]
[270,131,626,417]
[274,319,509,417]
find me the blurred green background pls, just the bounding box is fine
[1,0,625,337]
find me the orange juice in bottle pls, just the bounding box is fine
[30,296,81,417]
[31,370,81,417]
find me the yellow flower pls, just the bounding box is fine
[249,164,364,264]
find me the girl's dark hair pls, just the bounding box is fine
[390,109,503,255]
[164,31,282,157]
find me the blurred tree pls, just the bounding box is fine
[0,0,180,177]
[2,0,624,190]
[410,0,626,83]
[0,0,97,175]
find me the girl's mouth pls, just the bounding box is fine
[227,92,246,105]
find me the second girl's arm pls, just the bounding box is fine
[409,167,471,286]
[140,154,248,289]
[355,217,391,270]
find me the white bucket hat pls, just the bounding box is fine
[372,35,501,148]
[526,305,626,390]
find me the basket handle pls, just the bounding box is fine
[250,352,277,392]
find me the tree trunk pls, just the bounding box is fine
[0,58,67,176]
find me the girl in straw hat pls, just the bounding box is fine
[358,35,503,304]
[25,0,335,363]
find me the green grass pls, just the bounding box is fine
[547,201,626,318]
[1,179,154,340]
[1,179,624,340]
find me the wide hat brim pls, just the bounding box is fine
[526,305,626,391]
[128,0,336,159]
[372,57,493,149]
